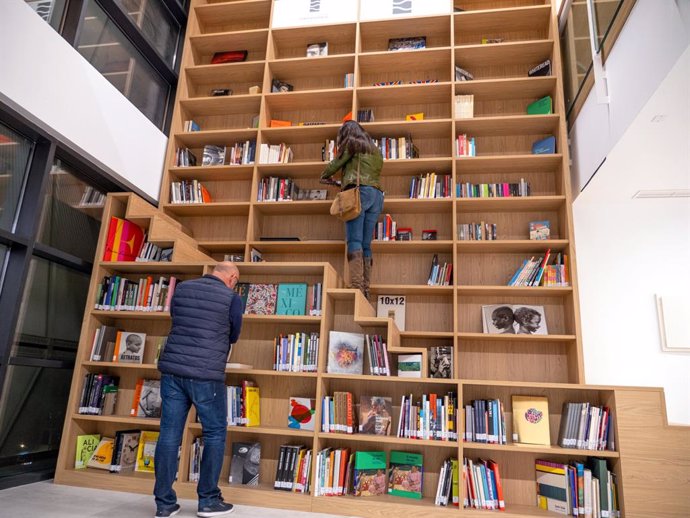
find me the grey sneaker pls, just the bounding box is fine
[197,500,234,517]
[155,503,181,518]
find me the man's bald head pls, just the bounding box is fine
[212,261,240,289]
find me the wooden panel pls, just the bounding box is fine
[454,6,551,44]
[359,15,452,52]
[270,24,357,59]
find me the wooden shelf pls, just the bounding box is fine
[457,285,572,296]
[268,54,356,78]
[91,310,170,320]
[223,368,318,378]
[370,285,454,296]
[363,119,453,140]
[248,241,344,253]
[189,423,314,438]
[357,82,452,106]
[456,239,569,253]
[383,197,453,214]
[197,240,247,252]
[456,195,566,212]
[164,202,250,216]
[378,157,453,176]
[455,114,560,136]
[264,89,353,112]
[371,240,454,254]
[321,373,457,385]
[99,262,207,273]
[454,5,552,37]
[253,200,331,215]
[180,95,262,116]
[72,414,160,426]
[462,441,620,458]
[194,0,271,32]
[168,165,254,181]
[174,128,258,147]
[456,154,563,174]
[455,40,554,69]
[457,332,577,343]
[83,361,161,372]
[189,29,268,57]
[317,432,459,449]
[454,75,558,99]
[185,61,265,85]
[242,314,321,324]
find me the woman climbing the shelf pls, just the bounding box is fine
[321,120,384,299]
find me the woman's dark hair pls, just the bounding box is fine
[336,120,376,158]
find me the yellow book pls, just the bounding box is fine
[86,437,114,470]
[245,386,261,427]
[511,395,550,445]
[405,112,424,121]
[135,430,160,473]
[75,434,100,469]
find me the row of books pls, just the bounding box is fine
[455,94,474,119]
[175,147,197,167]
[456,134,477,157]
[78,185,105,207]
[463,399,508,444]
[464,458,505,510]
[183,119,200,132]
[356,108,375,123]
[235,282,322,316]
[458,222,497,241]
[136,241,172,262]
[427,254,452,286]
[257,176,299,202]
[130,378,161,418]
[454,58,551,83]
[321,392,355,434]
[275,445,312,492]
[536,458,620,517]
[344,72,354,88]
[258,143,294,164]
[456,179,531,198]
[558,403,614,451]
[170,180,212,204]
[75,431,158,474]
[373,214,398,241]
[94,275,177,312]
[88,326,151,364]
[273,332,320,373]
[409,173,452,199]
[509,250,570,287]
[322,139,336,161]
[374,136,419,160]
[364,334,390,376]
[435,458,459,506]
[78,373,118,415]
[227,381,260,427]
[397,392,459,441]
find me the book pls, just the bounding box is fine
[536,459,569,514]
[135,431,159,473]
[229,442,260,485]
[429,346,453,378]
[269,119,292,128]
[532,135,556,154]
[114,331,145,363]
[102,217,145,262]
[455,94,474,118]
[86,437,115,470]
[455,65,474,81]
[287,396,316,431]
[271,79,294,93]
[397,354,422,378]
[211,50,248,64]
[388,451,423,499]
[110,429,141,473]
[359,395,393,435]
[354,451,388,496]
[245,283,278,315]
[405,112,424,121]
[276,282,307,316]
[75,434,100,469]
[250,247,263,262]
[245,385,260,427]
[527,95,553,115]
[376,294,405,331]
[528,58,552,77]
[529,220,550,240]
[306,41,328,57]
[481,304,548,335]
[202,145,226,166]
[327,331,365,375]
[234,282,250,312]
[512,395,551,445]
[136,379,162,418]
[388,36,426,51]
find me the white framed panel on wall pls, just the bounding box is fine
[271,0,358,28]
[359,0,451,22]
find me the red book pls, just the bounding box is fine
[102,217,145,262]
[487,459,505,510]
[210,50,248,64]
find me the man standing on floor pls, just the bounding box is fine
[154,262,243,518]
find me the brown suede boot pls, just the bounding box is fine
[363,256,373,300]
[347,250,364,291]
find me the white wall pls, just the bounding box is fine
[0,0,167,202]
[570,0,690,193]
[573,47,690,425]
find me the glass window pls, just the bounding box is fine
[11,257,89,361]
[594,0,624,51]
[0,244,7,292]
[76,0,170,128]
[117,0,180,67]
[24,0,68,32]
[0,365,72,466]
[560,4,594,112]
[37,159,104,262]
[0,123,33,233]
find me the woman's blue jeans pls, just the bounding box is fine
[154,374,227,512]
[345,185,384,257]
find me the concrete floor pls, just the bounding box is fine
[0,480,349,518]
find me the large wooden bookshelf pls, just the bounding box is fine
[54,1,690,517]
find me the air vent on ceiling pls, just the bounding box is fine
[632,190,690,199]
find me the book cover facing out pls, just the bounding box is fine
[359,395,393,435]
[388,450,424,499]
[87,437,115,470]
[376,294,406,331]
[234,282,250,313]
[135,431,159,473]
[75,434,100,469]
[527,96,553,115]
[397,354,422,378]
[245,283,277,315]
[102,217,145,262]
[115,331,146,363]
[229,442,260,485]
[512,395,551,445]
[532,136,556,154]
[327,331,364,375]
[287,397,316,431]
[276,282,307,315]
[354,451,387,496]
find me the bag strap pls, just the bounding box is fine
[356,156,361,187]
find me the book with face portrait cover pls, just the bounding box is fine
[481,304,548,335]
[115,331,146,363]
[358,395,393,436]
[388,450,424,499]
[429,346,453,379]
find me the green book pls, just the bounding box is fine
[527,95,553,115]
[276,282,307,316]
[234,282,250,313]
[354,451,387,496]
[588,457,611,516]
[388,450,423,499]
[75,434,101,469]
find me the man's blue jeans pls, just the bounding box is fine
[345,185,384,256]
[154,373,227,512]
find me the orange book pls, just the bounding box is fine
[103,217,145,262]
[487,459,505,510]
[338,448,349,495]
[200,184,212,203]
[342,111,353,122]
[270,119,292,127]
[130,378,144,416]
[346,392,353,433]
[328,450,336,495]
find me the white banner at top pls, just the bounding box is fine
[358,0,452,21]
[271,0,359,28]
